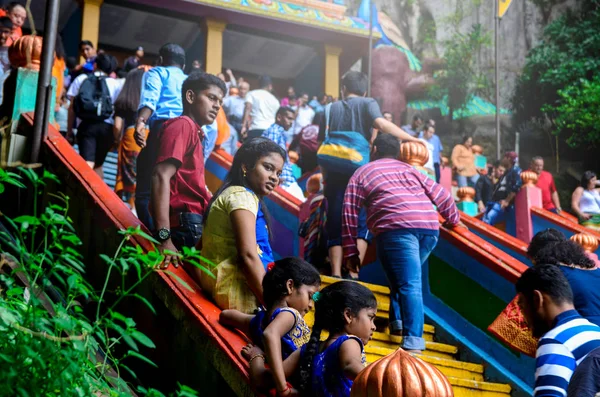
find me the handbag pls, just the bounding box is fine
[317,103,370,175]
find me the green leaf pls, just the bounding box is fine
[6,287,23,296]
[13,215,41,226]
[176,384,199,397]
[126,350,157,368]
[131,294,156,315]
[109,323,138,352]
[42,169,61,184]
[165,271,194,292]
[131,330,156,349]
[123,226,159,245]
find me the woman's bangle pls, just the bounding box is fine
[248,354,265,366]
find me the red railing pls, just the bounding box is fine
[34,115,253,392]
[531,206,600,242]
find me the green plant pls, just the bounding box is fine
[512,2,600,148]
[428,0,492,121]
[0,168,211,396]
[429,23,492,120]
[542,76,600,148]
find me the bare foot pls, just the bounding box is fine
[241,344,264,361]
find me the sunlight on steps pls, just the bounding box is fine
[316,276,512,397]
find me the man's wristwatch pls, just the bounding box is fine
[155,227,171,242]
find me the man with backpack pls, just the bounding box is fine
[67,52,121,177]
[318,71,419,278]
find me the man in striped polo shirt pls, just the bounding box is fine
[516,264,600,397]
[342,133,460,353]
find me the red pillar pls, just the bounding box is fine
[514,174,542,243]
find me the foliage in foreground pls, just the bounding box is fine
[0,168,210,396]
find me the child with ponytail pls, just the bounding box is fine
[220,257,321,396]
[243,280,377,397]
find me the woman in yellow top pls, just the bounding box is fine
[451,135,479,187]
[197,138,286,314]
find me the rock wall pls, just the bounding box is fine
[348,0,579,108]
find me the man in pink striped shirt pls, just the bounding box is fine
[342,133,460,353]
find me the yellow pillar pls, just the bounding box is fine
[80,0,103,51]
[204,18,227,76]
[324,45,342,98]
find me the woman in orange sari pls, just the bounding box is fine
[113,67,148,209]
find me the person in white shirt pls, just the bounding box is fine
[66,53,124,177]
[289,92,315,144]
[240,75,280,141]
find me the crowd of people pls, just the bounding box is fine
[2,6,599,392]
[448,136,600,230]
[65,48,459,395]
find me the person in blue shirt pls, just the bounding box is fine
[482,152,522,225]
[133,43,187,230]
[220,257,320,396]
[262,107,305,202]
[419,120,443,182]
[533,240,600,327]
[516,264,600,397]
[242,281,377,397]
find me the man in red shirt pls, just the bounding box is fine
[530,156,562,214]
[151,71,226,267]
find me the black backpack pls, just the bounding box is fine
[74,75,114,122]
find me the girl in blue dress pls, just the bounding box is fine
[243,281,378,397]
[220,257,321,396]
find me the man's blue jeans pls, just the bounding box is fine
[456,174,480,187]
[482,202,506,225]
[376,229,439,351]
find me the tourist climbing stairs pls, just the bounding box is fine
[307,276,513,397]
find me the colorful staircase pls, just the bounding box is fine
[313,276,513,397]
[34,117,528,396]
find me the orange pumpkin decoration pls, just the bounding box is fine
[471,145,483,155]
[520,171,538,187]
[214,107,230,146]
[400,141,429,167]
[8,35,43,70]
[457,187,476,202]
[570,233,599,253]
[351,348,454,397]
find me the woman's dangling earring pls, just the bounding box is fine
[243,169,247,178]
